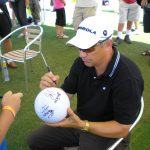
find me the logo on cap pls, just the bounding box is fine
[103,30,107,36]
[78,26,96,35]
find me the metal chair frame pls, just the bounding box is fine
[0,24,49,91]
[107,97,144,150]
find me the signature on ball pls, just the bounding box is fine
[42,105,54,118]
[44,90,61,103]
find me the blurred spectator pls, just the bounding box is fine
[9,0,28,37]
[9,2,17,27]
[73,0,98,31]
[131,4,142,35]
[137,0,150,56]
[29,0,41,25]
[0,0,17,68]
[142,0,150,33]
[26,6,33,24]
[53,0,69,39]
[115,0,140,45]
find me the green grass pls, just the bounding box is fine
[0,24,150,150]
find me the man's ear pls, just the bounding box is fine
[104,39,113,53]
[106,39,113,47]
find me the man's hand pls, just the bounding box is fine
[40,72,59,90]
[46,108,85,129]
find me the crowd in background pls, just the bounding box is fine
[1,0,149,38]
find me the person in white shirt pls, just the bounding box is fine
[73,0,98,31]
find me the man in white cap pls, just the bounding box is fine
[27,15,144,150]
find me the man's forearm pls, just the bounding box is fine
[80,120,131,138]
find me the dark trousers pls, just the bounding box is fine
[29,0,41,22]
[27,125,130,150]
[10,0,28,26]
[0,4,12,37]
[143,6,150,33]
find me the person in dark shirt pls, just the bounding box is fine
[0,0,17,68]
[137,0,150,56]
[9,0,28,38]
[137,0,150,32]
[27,14,144,150]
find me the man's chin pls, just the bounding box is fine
[83,61,92,67]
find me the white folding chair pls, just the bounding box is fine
[67,97,144,150]
[0,24,49,91]
[107,97,144,150]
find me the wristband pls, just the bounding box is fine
[81,120,89,132]
[3,106,16,118]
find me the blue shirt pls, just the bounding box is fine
[0,0,8,5]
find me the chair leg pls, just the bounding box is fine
[40,52,49,71]
[114,135,131,150]
[24,61,28,91]
[29,59,33,72]
[127,142,132,150]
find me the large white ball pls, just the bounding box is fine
[34,87,70,123]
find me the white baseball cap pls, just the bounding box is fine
[67,14,114,50]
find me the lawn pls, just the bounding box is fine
[0,22,150,150]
